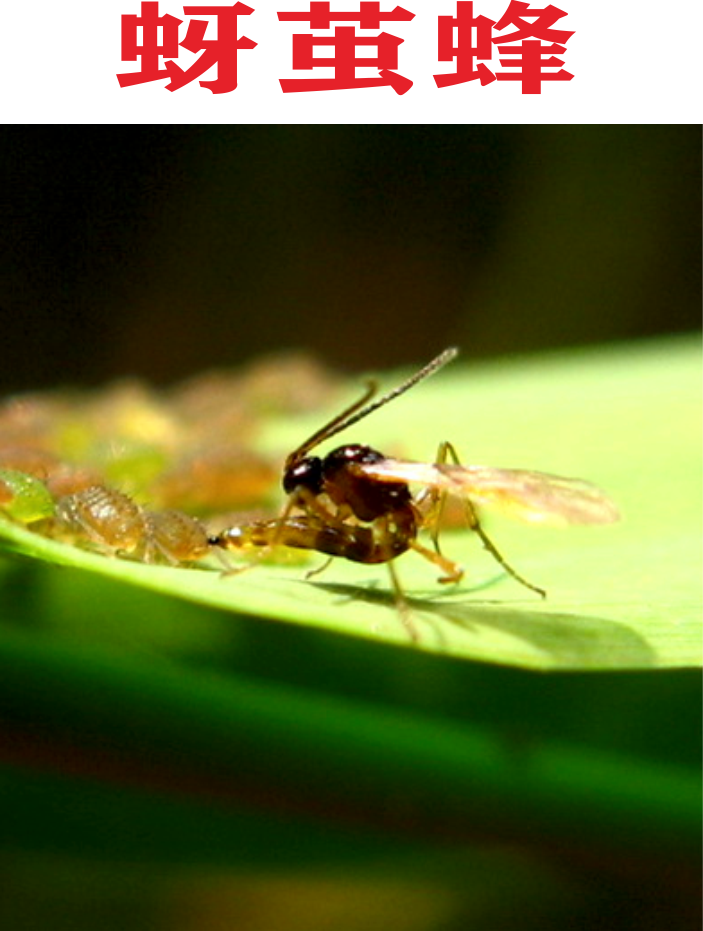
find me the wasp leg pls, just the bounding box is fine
[438,441,547,599]
[210,546,236,572]
[305,555,334,580]
[386,559,419,642]
[415,440,456,556]
[217,556,258,578]
[282,490,354,579]
[289,487,355,530]
[408,538,464,584]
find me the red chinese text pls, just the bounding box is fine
[117,1,575,95]
[277,2,415,94]
[117,1,256,92]
[434,0,574,94]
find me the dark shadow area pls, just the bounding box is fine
[1,126,700,390]
[308,579,657,669]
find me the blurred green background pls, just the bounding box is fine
[0,125,700,389]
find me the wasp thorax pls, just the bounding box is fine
[321,445,412,522]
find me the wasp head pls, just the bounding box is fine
[283,456,324,495]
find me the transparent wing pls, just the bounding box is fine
[355,458,620,526]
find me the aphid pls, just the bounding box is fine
[235,350,343,414]
[0,394,71,449]
[53,483,216,568]
[0,468,55,523]
[0,445,105,500]
[211,348,619,641]
[142,509,210,564]
[44,463,105,499]
[151,447,277,514]
[0,446,62,480]
[55,485,145,555]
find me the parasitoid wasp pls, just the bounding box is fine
[210,348,619,641]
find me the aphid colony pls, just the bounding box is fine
[0,467,224,565]
[56,485,210,564]
[0,352,342,564]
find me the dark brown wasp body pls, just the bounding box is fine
[211,348,619,641]
[281,443,417,554]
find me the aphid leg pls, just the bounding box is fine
[439,441,547,599]
[140,515,166,565]
[386,559,419,642]
[141,538,166,565]
[60,510,124,557]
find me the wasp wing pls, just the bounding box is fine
[355,459,620,526]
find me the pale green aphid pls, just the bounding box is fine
[0,469,55,523]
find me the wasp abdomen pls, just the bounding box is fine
[212,514,413,565]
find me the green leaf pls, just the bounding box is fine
[0,339,701,897]
[1,335,700,670]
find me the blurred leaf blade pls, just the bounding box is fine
[0,623,699,870]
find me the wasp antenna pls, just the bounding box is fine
[287,348,459,467]
[286,378,378,469]
[328,347,458,438]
